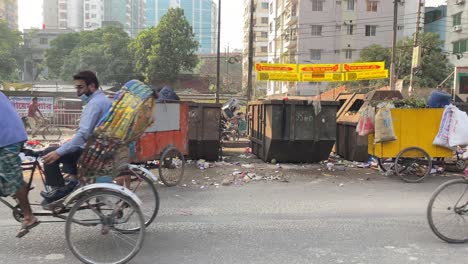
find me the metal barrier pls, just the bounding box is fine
[52,109,81,128]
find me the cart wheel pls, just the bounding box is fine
[395,147,432,183]
[12,205,23,223]
[159,147,185,187]
[378,158,395,173]
[65,190,145,264]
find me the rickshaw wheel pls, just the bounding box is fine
[395,147,432,183]
[158,147,185,187]
[12,205,24,223]
[456,160,466,171]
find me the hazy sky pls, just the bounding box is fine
[18,0,447,50]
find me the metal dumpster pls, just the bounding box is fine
[248,100,339,163]
[335,90,403,162]
[188,102,222,161]
[336,93,367,162]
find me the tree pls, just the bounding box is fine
[45,32,80,78]
[130,7,199,84]
[198,56,243,93]
[48,26,135,85]
[0,21,22,82]
[351,32,453,89]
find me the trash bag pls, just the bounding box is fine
[449,107,468,147]
[356,105,375,136]
[374,104,396,143]
[313,100,321,116]
[433,105,455,148]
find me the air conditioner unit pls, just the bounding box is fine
[456,0,465,5]
[453,25,462,32]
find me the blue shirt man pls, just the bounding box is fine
[0,92,28,148]
[41,71,111,204]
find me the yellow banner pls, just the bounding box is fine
[301,72,344,82]
[257,72,300,81]
[345,70,389,81]
[255,63,298,72]
[299,64,340,73]
[343,62,385,72]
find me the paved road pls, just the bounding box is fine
[0,167,467,264]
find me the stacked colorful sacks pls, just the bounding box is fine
[78,80,155,178]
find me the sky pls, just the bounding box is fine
[18,0,447,51]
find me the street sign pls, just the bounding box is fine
[299,64,340,73]
[255,63,298,72]
[257,72,300,81]
[345,70,389,81]
[412,46,421,69]
[343,62,385,72]
[301,72,344,82]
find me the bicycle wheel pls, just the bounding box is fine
[114,169,160,229]
[42,125,62,141]
[378,158,395,172]
[427,178,468,243]
[65,190,145,264]
[395,147,432,183]
[159,147,185,187]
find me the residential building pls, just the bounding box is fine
[43,0,146,37]
[22,28,74,81]
[145,0,217,54]
[242,0,269,95]
[424,5,447,44]
[446,0,468,67]
[0,0,18,30]
[265,0,418,96]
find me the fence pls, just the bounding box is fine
[18,109,82,129]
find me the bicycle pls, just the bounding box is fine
[22,116,62,141]
[427,169,468,243]
[0,148,157,264]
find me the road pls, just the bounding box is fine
[0,158,467,264]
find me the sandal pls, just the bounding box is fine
[16,219,40,238]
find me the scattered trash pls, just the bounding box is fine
[182,184,187,187]
[200,186,205,189]
[339,183,344,187]
[271,158,277,165]
[239,154,252,159]
[243,175,251,183]
[334,164,347,171]
[241,164,254,169]
[245,147,252,153]
[222,175,235,186]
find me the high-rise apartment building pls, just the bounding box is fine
[264,0,418,96]
[0,0,18,30]
[242,0,269,94]
[43,0,145,37]
[446,0,468,67]
[145,0,217,54]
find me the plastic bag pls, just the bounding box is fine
[449,108,468,147]
[374,104,396,143]
[356,105,375,136]
[433,105,455,148]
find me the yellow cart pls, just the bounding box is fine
[368,108,465,183]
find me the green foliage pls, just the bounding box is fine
[0,21,22,82]
[197,56,243,93]
[46,26,135,85]
[343,32,453,89]
[130,8,199,84]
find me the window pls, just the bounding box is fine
[270,2,274,14]
[39,38,48,45]
[261,32,268,38]
[365,25,377,36]
[397,25,404,30]
[310,49,322,60]
[367,1,378,12]
[59,3,66,9]
[85,4,89,10]
[453,12,462,26]
[336,1,341,6]
[261,46,268,53]
[261,2,269,9]
[59,21,67,28]
[59,12,67,19]
[311,25,322,36]
[453,39,468,53]
[269,22,273,32]
[345,49,353,59]
[261,17,268,24]
[91,14,96,18]
[312,0,324,11]
[347,0,354,10]
[85,13,89,19]
[91,4,96,9]
[269,42,272,52]
[336,25,341,31]
[346,24,354,35]
[334,50,340,55]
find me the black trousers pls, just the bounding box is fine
[43,146,83,187]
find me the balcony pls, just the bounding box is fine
[284,3,298,26]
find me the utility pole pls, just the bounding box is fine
[216,0,222,103]
[409,0,423,94]
[389,0,400,90]
[246,0,255,102]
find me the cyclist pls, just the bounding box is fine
[0,91,39,238]
[27,97,44,137]
[41,71,112,206]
